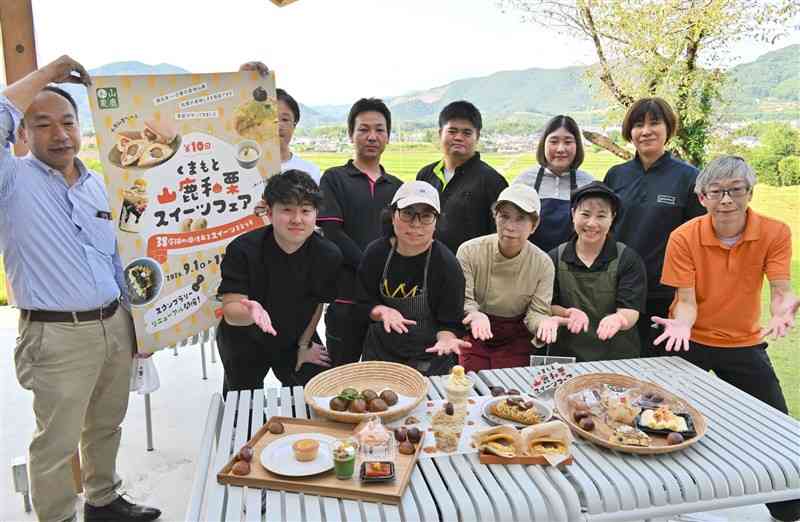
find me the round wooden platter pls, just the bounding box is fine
[304,361,428,424]
[554,373,706,455]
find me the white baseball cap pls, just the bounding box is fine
[497,184,541,214]
[391,180,441,213]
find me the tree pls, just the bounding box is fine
[748,123,800,185]
[497,0,799,166]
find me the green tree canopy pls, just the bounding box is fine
[498,0,799,166]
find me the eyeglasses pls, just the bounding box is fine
[397,209,437,225]
[703,186,750,200]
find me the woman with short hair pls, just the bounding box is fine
[358,181,469,376]
[456,184,555,372]
[515,115,594,253]
[603,98,705,355]
[539,182,647,362]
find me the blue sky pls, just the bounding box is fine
[27,0,800,105]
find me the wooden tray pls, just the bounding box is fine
[479,453,573,466]
[304,362,428,424]
[218,416,423,504]
[554,373,706,455]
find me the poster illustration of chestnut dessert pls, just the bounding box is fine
[88,71,280,352]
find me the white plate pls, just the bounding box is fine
[260,433,337,477]
[482,395,553,428]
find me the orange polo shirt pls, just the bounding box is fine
[661,209,792,348]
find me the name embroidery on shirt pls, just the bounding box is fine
[656,194,677,206]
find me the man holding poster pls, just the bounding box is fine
[1,56,161,522]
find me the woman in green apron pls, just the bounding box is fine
[540,181,647,361]
[358,181,470,376]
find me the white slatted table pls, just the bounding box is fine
[187,375,572,521]
[475,356,800,522]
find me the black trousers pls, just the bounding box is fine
[639,296,673,357]
[216,329,326,395]
[674,341,798,521]
[325,302,371,367]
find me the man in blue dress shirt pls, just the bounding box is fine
[1,56,160,522]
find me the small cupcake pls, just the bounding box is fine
[292,438,320,462]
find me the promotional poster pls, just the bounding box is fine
[88,71,279,352]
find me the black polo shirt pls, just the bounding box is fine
[603,151,705,300]
[548,236,647,313]
[216,226,342,363]
[318,160,403,301]
[356,237,466,336]
[416,152,508,254]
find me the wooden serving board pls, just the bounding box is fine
[217,416,423,504]
[478,452,573,466]
[554,373,707,455]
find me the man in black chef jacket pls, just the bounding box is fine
[216,170,342,393]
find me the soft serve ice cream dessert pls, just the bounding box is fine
[444,365,472,411]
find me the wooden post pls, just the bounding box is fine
[0,0,37,156]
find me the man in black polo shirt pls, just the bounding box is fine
[416,100,508,253]
[216,170,342,393]
[318,98,403,367]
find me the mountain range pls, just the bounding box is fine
[60,45,798,133]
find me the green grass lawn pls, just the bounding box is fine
[0,147,796,416]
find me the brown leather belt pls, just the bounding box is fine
[23,300,119,323]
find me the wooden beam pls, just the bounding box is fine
[1,0,37,85]
[0,0,37,156]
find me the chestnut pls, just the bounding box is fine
[361,389,378,402]
[490,386,506,397]
[232,460,251,476]
[444,402,454,415]
[267,421,284,434]
[573,409,591,422]
[368,398,389,412]
[329,397,349,411]
[238,446,253,462]
[579,417,595,431]
[399,441,416,455]
[395,427,408,442]
[407,427,422,444]
[667,432,685,445]
[380,389,399,406]
[349,398,367,413]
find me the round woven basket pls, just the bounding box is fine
[554,373,706,455]
[304,361,429,424]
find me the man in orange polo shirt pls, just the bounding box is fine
[653,155,798,522]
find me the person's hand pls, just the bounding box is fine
[597,313,626,341]
[463,311,493,341]
[564,308,589,334]
[46,55,91,86]
[295,342,331,371]
[373,305,416,334]
[761,295,800,340]
[240,298,277,335]
[254,198,267,217]
[652,316,690,351]
[425,337,471,356]
[536,316,563,345]
[239,61,270,77]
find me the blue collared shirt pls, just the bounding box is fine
[0,95,126,311]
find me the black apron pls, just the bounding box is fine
[362,242,456,376]
[528,167,577,254]
[550,242,640,361]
